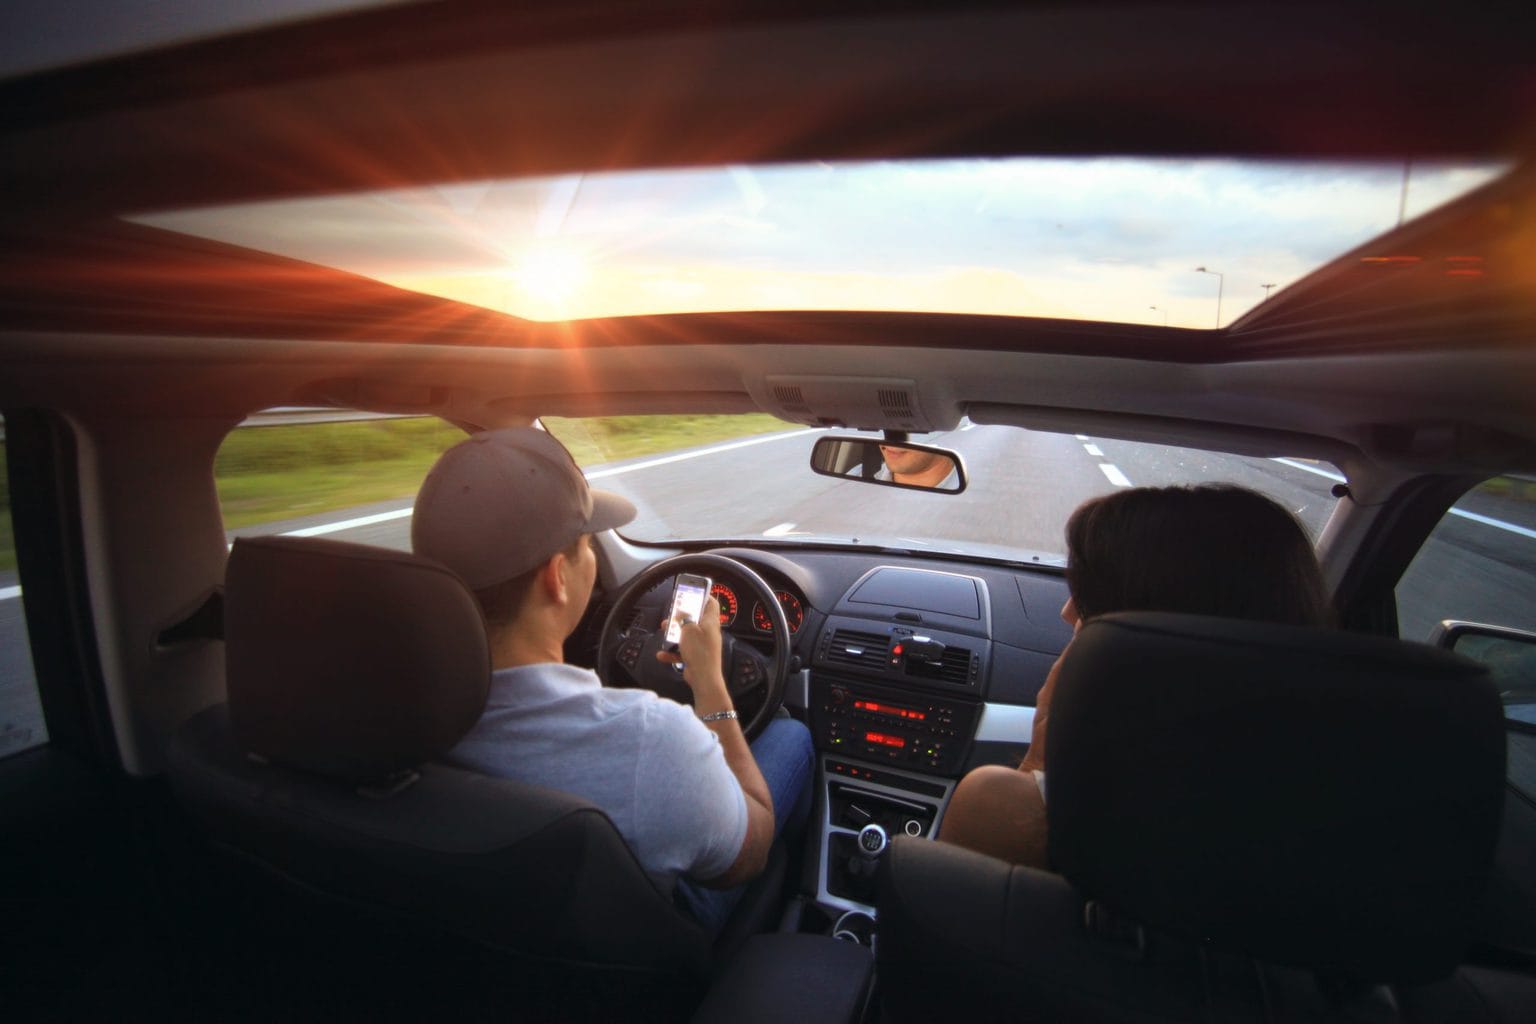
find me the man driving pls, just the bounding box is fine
[412,427,813,932]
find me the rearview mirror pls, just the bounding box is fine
[810,436,967,494]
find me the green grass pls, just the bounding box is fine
[0,421,1530,574]
[217,413,792,531]
[0,415,795,568]
[542,413,790,467]
[1476,476,1536,502]
[215,418,468,529]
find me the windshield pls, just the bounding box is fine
[543,416,1338,564]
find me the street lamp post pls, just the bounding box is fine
[1149,305,1168,326]
[1194,266,1224,328]
[1261,282,1276,301]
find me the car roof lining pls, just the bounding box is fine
[2,5,1533,365]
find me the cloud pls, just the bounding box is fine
[134,157,1507,326]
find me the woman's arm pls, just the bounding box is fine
[937,765,1049,868]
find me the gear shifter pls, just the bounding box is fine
[845,822,888,885]
[857,823,889,859]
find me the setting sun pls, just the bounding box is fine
[515,246,588,308]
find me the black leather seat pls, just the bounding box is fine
[166,535,776,1018]
[877,612,1536,1022]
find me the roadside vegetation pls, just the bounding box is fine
[0,414,788,570]
[214,413,791,532]
[3,421,1530,573]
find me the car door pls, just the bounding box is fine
[1395,473,1536,963]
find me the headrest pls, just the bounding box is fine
[225,536,490,783]
[1047,612,1504,984]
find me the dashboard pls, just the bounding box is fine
[614,544,1074,749]
[607,543,1077,917]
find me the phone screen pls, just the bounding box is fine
[665,574,712,648]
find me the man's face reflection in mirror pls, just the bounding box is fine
[878,444,954,488]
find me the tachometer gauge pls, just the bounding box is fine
[752,591,805,634]
[710,582,738,627]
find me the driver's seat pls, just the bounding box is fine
[166,535,775,1018]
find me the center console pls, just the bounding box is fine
[805,565,993,916]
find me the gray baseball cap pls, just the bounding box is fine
[412,427,636,589]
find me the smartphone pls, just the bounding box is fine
[663,573,712,652]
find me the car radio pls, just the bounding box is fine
[810,679,979,775]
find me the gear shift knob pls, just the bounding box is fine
[857,823,889,859]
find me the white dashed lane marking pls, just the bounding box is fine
[1098,464,1132,487]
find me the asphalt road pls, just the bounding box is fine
[3,425,1533,758]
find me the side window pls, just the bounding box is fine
[1,414,49,758]
[1398,475,1536,800]
[215,410,465,550]
[1396,475,1536,643]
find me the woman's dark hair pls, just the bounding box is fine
[1064,484,1332,627]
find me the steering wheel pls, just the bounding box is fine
[598,553,790,741]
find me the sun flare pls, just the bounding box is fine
[515,246,588,306]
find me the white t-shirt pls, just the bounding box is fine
[442,663,748,894]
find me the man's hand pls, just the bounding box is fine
[656,596,729,703]
[655,593,772,887]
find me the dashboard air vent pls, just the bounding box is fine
[824,628,889,670]
[939,646,974,685]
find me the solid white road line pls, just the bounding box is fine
[763,523,799,536]
[283,507,414,538]
[584,428,822,480]
[1098,463,1132,487]
[1270,457,1345,483]
[1083,443,1104,457]
[275,429,821,541]
[1269,457,1536,541]
[269,429,821,541]
[0,585,20,601]
[1450,508,1536,541]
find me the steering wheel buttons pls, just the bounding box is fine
[618,637,644,669]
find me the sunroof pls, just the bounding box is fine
[132,158,1506,327]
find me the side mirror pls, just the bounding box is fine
[1433,621,1536,717]
[810,436,967,494]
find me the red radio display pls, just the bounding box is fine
[865,731,906,749]
[853,699,926,722]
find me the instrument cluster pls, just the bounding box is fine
[710,579,805,636]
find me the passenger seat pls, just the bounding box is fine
[876,612,1536,1022]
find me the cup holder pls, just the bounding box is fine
[832,909,876,948]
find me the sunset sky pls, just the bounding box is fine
[136,157,1505,327]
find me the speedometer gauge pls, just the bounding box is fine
[710,582,738,627]
[752,591,804,634]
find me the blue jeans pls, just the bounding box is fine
[674,716,815,933]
